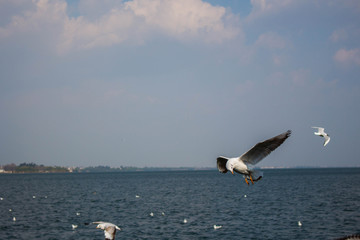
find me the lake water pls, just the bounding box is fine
[0,168,359,239]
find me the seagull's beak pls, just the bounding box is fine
[231,170,234,174]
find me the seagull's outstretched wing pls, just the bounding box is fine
[312,127,325,134]
[104,226,116,240]
[240,130,291,165]
[217,156,229,173]
[92,221,121,240]
[324,135,330,146]
[93,222,121,230]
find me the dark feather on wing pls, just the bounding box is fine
[217,157,228,173]
[240,130,291,165]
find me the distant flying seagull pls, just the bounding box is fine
[312,127,330,146]
[88,222,121,240]
[217,130,291,185]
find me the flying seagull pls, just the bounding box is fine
[87,222,121,240]
[312,127,330,146]
[217,130,291,185]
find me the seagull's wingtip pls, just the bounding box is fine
[285,130,292,137]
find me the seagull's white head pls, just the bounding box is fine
[226,160,234,174]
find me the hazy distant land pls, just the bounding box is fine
[1,162,357,174]
[0,162,213,174]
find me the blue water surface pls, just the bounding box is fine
[0,168,359,239]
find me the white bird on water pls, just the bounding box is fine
[89,222,121,240]
[312,127,330,146]
[217,130,291,185]
[213,225,222,230]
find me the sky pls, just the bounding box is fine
[0,0,360,168]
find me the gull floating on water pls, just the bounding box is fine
[298,221,302,227]
[72,224,78,230]
[89,222,121,240]
[213,225,222,230]
[217,130,291,185]
[312,127,330,146]
[183,218,187,224]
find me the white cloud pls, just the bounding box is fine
[247,0,296,21]
[334,48,360,66]
[125,0,239,43]
[1,0,241,54]
[0,0,67,39]
[59,8,139,52]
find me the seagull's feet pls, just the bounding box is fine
[249,175,254,184]
[244,178,249,185]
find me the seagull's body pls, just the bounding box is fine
[213,225,222,230]
[312,127,330,146]
[92,222,121,240]
[217,130,291,185]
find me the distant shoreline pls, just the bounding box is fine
[1,164,359,174]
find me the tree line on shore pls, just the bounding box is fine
[0,163,203,173]
[1,163,69,173]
